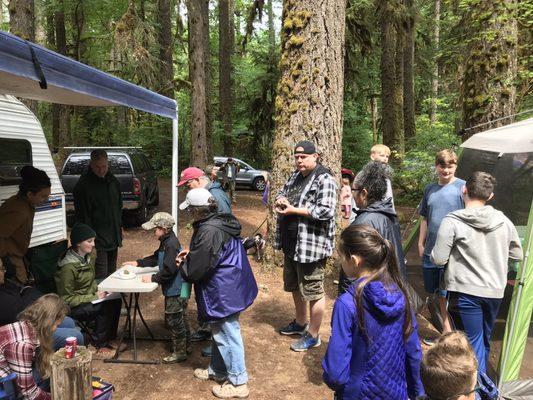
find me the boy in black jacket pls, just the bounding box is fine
[123,212,190,363]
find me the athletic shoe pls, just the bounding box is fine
[194,368,226,383]
[212,382,250,399]
[278,320,308,336]
[290,332,321,352]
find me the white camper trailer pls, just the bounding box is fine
[0,94,67,247]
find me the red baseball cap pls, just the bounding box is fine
[177,167,204,187]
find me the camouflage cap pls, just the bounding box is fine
[142,212,175,230]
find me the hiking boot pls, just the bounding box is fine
[279,320,308,336]
[162,352,187,364]
[191,330,212,342]
[212,382,249,399]
[194,368,226,383]
[290,332,321,352]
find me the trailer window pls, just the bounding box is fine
[0,139,32,186]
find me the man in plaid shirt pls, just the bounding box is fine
[274,140,337,352]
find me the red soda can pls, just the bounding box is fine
[65,336,77,359]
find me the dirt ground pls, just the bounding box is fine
[92,178,532,399]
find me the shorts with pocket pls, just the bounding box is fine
[422,255,447,297]
[283,255,326,301]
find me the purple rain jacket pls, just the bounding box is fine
[180,212,258,321]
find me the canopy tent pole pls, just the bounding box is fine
[498,199,533,386]
[172,112,179,234]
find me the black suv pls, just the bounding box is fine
[60,148,159,225]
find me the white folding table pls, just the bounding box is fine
[98,268,161,364]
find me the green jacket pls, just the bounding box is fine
[55,249,98,308]
[73,169,123,250]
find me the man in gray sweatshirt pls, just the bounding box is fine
[431,171,523,374]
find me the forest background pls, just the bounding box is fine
[2,0,532,206]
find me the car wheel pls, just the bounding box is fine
[253,177,266,191]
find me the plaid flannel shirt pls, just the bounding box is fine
[0,321,50,400]
[275,168,337,263]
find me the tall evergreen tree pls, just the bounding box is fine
[219,0,235,156]
[460,0,518,137]
[186,0,210,168]
[268,0,346,250]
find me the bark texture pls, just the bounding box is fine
[403,0,416,143]
[187,0,210,168]
[379,1,405,155]
[9,0,37,114]
[461,0,518,137]
[429,0,440,125]
[158,0,174,98]
[219,0,235,156]
[267,0,346,252]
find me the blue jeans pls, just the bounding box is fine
[208,313,248,385]
[53,316,84,351]
[422,255,447,297]
[449,292,501,374]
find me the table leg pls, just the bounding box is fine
[103,292,160,365]
[132,293,139,360]
[105,293,133,363]
[135,298,155,339]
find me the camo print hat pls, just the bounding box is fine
[142,212,175,230]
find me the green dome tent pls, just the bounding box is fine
[457,118,533,395]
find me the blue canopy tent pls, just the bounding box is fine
[0,30,180,226]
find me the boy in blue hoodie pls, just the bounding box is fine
[123,212,190,363]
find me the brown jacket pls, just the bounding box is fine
[0,194,35,284]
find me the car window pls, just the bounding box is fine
[63,154,131,175]
[239,161,251,170]
[63,155,89,175]
[109,155,132,175]
[0,138,32,185]
[214,159,225,167]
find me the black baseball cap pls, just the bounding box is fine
[294,140,317,154]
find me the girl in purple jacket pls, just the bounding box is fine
[323,225,424,399]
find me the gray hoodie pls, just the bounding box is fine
[431,205,523,298]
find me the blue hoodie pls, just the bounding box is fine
[323,279,424,399]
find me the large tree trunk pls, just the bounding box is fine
[267,0,346,255]
[219,0,234,156]
[49,0,70,151]
[461,0,518,138]
[187,0,210,168]
[380,5,399,154]
[403,0,416,144]
[429,0,440,125]
[158,0,174,98]
[9,0,37,114]
[394,25,405,156]
[8,0,34,40]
